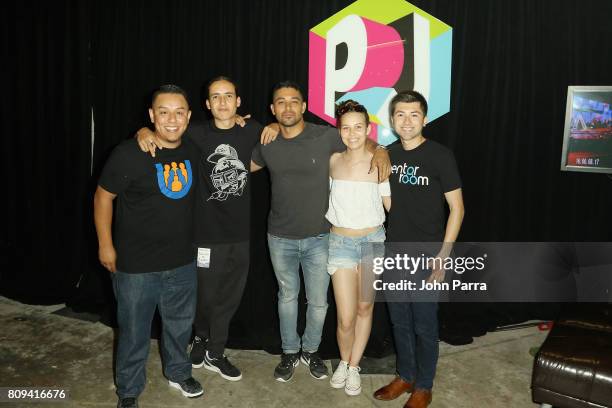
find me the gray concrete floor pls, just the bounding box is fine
[0,296,546,407]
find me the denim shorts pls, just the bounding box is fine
[327,226,386,275]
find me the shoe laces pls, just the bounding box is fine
[279,353,298,368]
[346,366,361,387]
[182,377,199,388]
[210,353,233,370]
[336,360,348,371]
[332,361,349,379]
[307,352,325,369]
[191,337,206,356]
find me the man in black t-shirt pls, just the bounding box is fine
[373,91,464,408]
[188,77,263,381]
[136,77,276,382]
[94,85,203,408]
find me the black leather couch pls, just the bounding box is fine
[531,304,612,408]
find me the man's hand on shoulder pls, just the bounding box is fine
[261,123,279,145]
[136,127,162,157]
[370,145,391,182]
[235,113,251,127]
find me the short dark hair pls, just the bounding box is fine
[271,80,305,101]
[206,76,239,97]
[335,100,370,128]
[389,90,428,119]
[151,84,189,107]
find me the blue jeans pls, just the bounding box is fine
[387,300,439,390]
[112,261,196,398]
[267,233,330,354]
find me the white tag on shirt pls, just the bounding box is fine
[197,247,211,268]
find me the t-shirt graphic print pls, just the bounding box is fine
[206,144,247,201]
[156,160,193,198]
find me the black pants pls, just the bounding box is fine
[194,241,249,355]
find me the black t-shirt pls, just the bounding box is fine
[187,120,262,245]
[99,138,198,273]
[387,139,462,242]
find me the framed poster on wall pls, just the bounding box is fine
[561,86,612,174]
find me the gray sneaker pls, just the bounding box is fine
[274,352,300,382]
[300,351,329,379]
[168,377,204,398]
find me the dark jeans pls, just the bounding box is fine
[112,261,196,398]
[193,241,249,355]
[387,300,439,390]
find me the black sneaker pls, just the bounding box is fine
[190,335,207,368]
[300,351,329,379]
[203,350,242,381]
[117,397,138,408]
[168,377,204,398]
[274,352,300,382]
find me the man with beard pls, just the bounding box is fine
[251,81,391,382]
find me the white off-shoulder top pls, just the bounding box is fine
[325,178,390,229]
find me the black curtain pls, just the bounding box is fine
[1,1,92,304]
[3,0,612,356]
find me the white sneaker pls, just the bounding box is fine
[329,360,349,389]
[345,366,361,396]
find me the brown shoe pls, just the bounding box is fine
[404,389,432,408]
[373,376,414,401]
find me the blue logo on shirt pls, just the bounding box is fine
[155,160,193,199]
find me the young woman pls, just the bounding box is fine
[326,100,391,396]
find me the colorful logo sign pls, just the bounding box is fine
[155,160,193,199]
[308,0,452,145]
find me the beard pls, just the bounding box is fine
[279,115,302,127]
